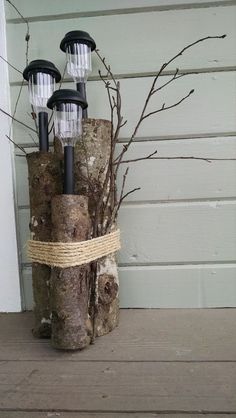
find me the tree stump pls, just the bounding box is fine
[50,195,92,350]
[74,119,119,337]
[27,152,62,338]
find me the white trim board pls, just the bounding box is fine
[0,0,21,311]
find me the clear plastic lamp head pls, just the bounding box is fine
[60,31,96,83]
[47,89,88,147]
[23,60,61,112]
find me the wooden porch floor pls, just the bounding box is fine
[0,309,236,417]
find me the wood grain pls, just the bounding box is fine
[0,414,233,418]
[0,360,236,411]
[1,310,236,361]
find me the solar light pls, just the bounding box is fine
[47,89,87,195]
[60,31,96,118]
[23,60,61,151]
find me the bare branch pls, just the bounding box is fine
[6,0,30,65]
[151,69,197,95]
[28,132,38,146]
[10,79,25,137]
[119,187,141,203]
[31,105,38,134]
[48,63,67,133]
[116,156,236,164]
[142,89,194,121]
[0,55,22,75]
[115,34,226,167]
[0,107,37,133]
[5,135,27,154]
[114,150,158,164]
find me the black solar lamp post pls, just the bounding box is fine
[23,60,61,151]
[47,89,87,194]
[60,31,96,118]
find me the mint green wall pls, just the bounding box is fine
[5,0,236,309]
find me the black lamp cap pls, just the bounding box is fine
[23,60,61,82]
[60,30,96,52]
[47,89,88,110]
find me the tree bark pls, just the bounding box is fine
[27,152,62,338]
[50,195,92,350]
[74,119,119,337]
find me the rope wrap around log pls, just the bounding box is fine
[28,229,121,268]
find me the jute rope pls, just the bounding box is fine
[27,229,121,268]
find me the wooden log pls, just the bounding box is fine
[74,119,119,337]
[50,195,92,350]
[27,152,62,338]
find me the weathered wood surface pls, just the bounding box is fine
[27,152,62,338]
[0,360,236,411]
[0,310,236,361]
[0,414,233,418]
[75,119,119,336]
[50,195,92,350]
[0,310,236,415]
[54,120,119,336]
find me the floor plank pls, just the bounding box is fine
[0,360,236,412]
[1,310,236,414]
[0,413,235,418]
[1,309,236,361]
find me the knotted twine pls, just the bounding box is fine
[27,229,121,268]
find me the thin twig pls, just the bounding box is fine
[5,135,27,154]
[28,132,38,146]
[10,79,25,136]
[142,89,194,121]
[31,105,38,134]
[115,35,226,167]
[116,156,236,164]
[0,55,22,75]
[48,63,67,134]
[151,69,197,94]
[0,107,37,133]
[119,187,141,203]
[6,0,30,65]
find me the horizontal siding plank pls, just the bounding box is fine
[1,309,236,361]
[18,201,236,264]
[15,137,236,207]
[119,265,236,308]
[6,0,235,19]
[6,6,236,83]
[0,360,236,411]
[118,201,236,264]
[10,72,236,145]
[21,264,236,310]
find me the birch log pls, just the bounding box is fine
[74,119,119,337]
[27,152,62,338]
[50,195,92,350]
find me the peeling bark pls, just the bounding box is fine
[27,152,62,338]
[54,120,120,337]
[75,119,119,336]
[50,195,92,350]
